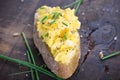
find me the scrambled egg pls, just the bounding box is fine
[36,6,81,64]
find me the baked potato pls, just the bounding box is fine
[33,6,81,79]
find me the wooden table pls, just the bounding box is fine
[0,0,120,80]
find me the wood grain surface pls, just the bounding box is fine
[0,0,120,80]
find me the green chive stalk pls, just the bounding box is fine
[63,0,79,8]
[0,54,64,80]
[9,71,30,76]
[74,0,83,14]
[41,16,48,22]
[101,51,120,60]
[26,50,35,80]
[21,32,39,80]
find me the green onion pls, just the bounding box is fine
[101,51,120,61]
[52,12,62,19]
[74,0,83,14]
[62,22,68,26]
[63,34,67,40]
[9,71,30,76]
[63,0,79,8]
[45,33,49,37]
[26,50,35,80]
[21,32,39,80]
[41,16,48,23]
[0,54,64,80]
[50,19,56,25]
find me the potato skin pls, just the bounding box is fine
[33,13,81,79]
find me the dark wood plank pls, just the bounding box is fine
[0,0,120,80]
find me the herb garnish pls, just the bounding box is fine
[40,6,45,9]
[63,0,83,14]
[63,34,67,40]
[9,71,31,76]
[74,0,83,14]
[0,32,64,80]
[62,22,68,26]
[26,50,35,80]
[50,19,56,25]
[101,51,120,61]
[0,54,64,80]
[22,32,39,80]
[41,16,48,23]
[52,12,62,19]
[63,0,79,8]
[45,33,49,37]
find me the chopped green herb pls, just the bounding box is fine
[52,12,62,19]
[63,34,67,40]
[62,22,68,26]
[50,19,56,25]
[41,16,48,23]
[40,6,45,9]
[45,33,49,37]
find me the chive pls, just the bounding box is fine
[101,51,120,61]
[52,12,62,19]
[52,13,56,19]
[62,22,68,26]
[40,6,45,9]
[41,16,48,23]
[50,19,56,25]
[74,0,83,14]
[26,50,35,80]
[21,32,39,80]
[9,71,30,76]
[63,0,79,8]
[45,33,49,37]
[74,0,78,9]
[0,55,64,80]
[63,34,67,40]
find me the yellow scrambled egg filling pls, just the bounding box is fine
[36,6,81,64]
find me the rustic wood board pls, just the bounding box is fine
[0,0,120,80]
